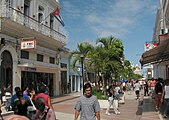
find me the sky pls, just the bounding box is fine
[60,0,158,66]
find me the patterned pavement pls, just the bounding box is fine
[52,90,163,120]
[1,90,164,120]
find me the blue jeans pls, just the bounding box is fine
[164,99,169,115]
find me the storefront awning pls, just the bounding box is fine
[140,39,169,65]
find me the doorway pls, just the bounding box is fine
[0,50,13,88]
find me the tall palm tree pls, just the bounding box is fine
[88,36,124,97]
[69,42,93,87]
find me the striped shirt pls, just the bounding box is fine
[75,95,100,120]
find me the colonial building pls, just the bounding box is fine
[140,0,169,79]
[0,0,67,96]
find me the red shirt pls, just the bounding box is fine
[35,93,49,107]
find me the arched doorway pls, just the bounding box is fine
[0,50,13,88]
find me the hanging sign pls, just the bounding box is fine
[20,40,36,50]
[144,42,159,51]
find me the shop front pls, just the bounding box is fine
[140,38,169,79]
[21,71,54,96]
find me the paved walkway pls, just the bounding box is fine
[141,96,162,120]
[51,91,82,104]
[52,90,163,120]
[0,90,165,120]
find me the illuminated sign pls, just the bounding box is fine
[21,40,36,50]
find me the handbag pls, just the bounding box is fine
[2,96,6,102]
[27,99,36,112]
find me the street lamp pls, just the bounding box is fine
[80,54,84,94]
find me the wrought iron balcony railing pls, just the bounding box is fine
[0,6,66,44]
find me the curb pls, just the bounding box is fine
[52,96,80,104]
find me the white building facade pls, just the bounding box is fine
[140,0,169,80]
[0,0,67,96]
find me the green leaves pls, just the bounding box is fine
[69,36,141,81]
[69,42,93,69]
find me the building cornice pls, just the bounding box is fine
[49,0,62,9]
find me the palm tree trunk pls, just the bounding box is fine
[102,74,107,97]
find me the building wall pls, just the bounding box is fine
[0,0,67,96]
[11,0,60,29]
[157,65,166,79]
[151,0,169,80]
[0,44,19,93]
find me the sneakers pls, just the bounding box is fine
[115,111,120,115]
[163,114,167,118]
[105,112,110,115]
[155,106,158,112]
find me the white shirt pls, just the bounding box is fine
[114,86,120,93]
[134,83,140,91]
[164,85,169,99]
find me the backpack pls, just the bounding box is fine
[41,108,50,120]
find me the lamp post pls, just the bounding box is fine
[80,54,84,94]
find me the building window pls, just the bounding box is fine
[49,57,55,64]
[50,14,54,29]
[61,63,67,68]
[24,0,30,16]
[37,54,43,62]
[21,50,29,59]
[38,5,44,23]
[38,13,43,23]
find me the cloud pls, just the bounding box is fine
[84,0,157,38]
[61,0,158,48]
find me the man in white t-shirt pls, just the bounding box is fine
[134,80,141,100]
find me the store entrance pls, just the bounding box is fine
[21,71,54,96]
[0,50,13,89]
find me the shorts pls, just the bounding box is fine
[135,90,140,95]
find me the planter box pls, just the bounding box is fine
[98,93,125,109]
[98,100,113,109]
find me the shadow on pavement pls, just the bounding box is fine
[136,100,143,115]
[142,97,156,112]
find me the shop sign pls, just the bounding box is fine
[144,41,159,51]
[25,67,36,72]
[21,40,36,50]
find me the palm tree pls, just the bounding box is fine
[69,42,93,90]
[88,36,124,97]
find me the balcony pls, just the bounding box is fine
[18,58,59,70]
[0,6,66,50]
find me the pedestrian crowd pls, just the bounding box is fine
[0,83,56,120]
[136,77,169,118]
[147,77,169,118]
[1,78,169,120]
[103,78,169,119]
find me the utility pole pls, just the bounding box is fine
[80,54,84,94]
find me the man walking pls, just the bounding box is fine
[134,80,141,100]
[154,78,163,111]
[105,85,114,115]
[74,83,100,120]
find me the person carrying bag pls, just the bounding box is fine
[32,97,56,120]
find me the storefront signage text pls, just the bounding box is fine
[21,40,36,50]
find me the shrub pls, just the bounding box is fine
[92,87,106,100]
